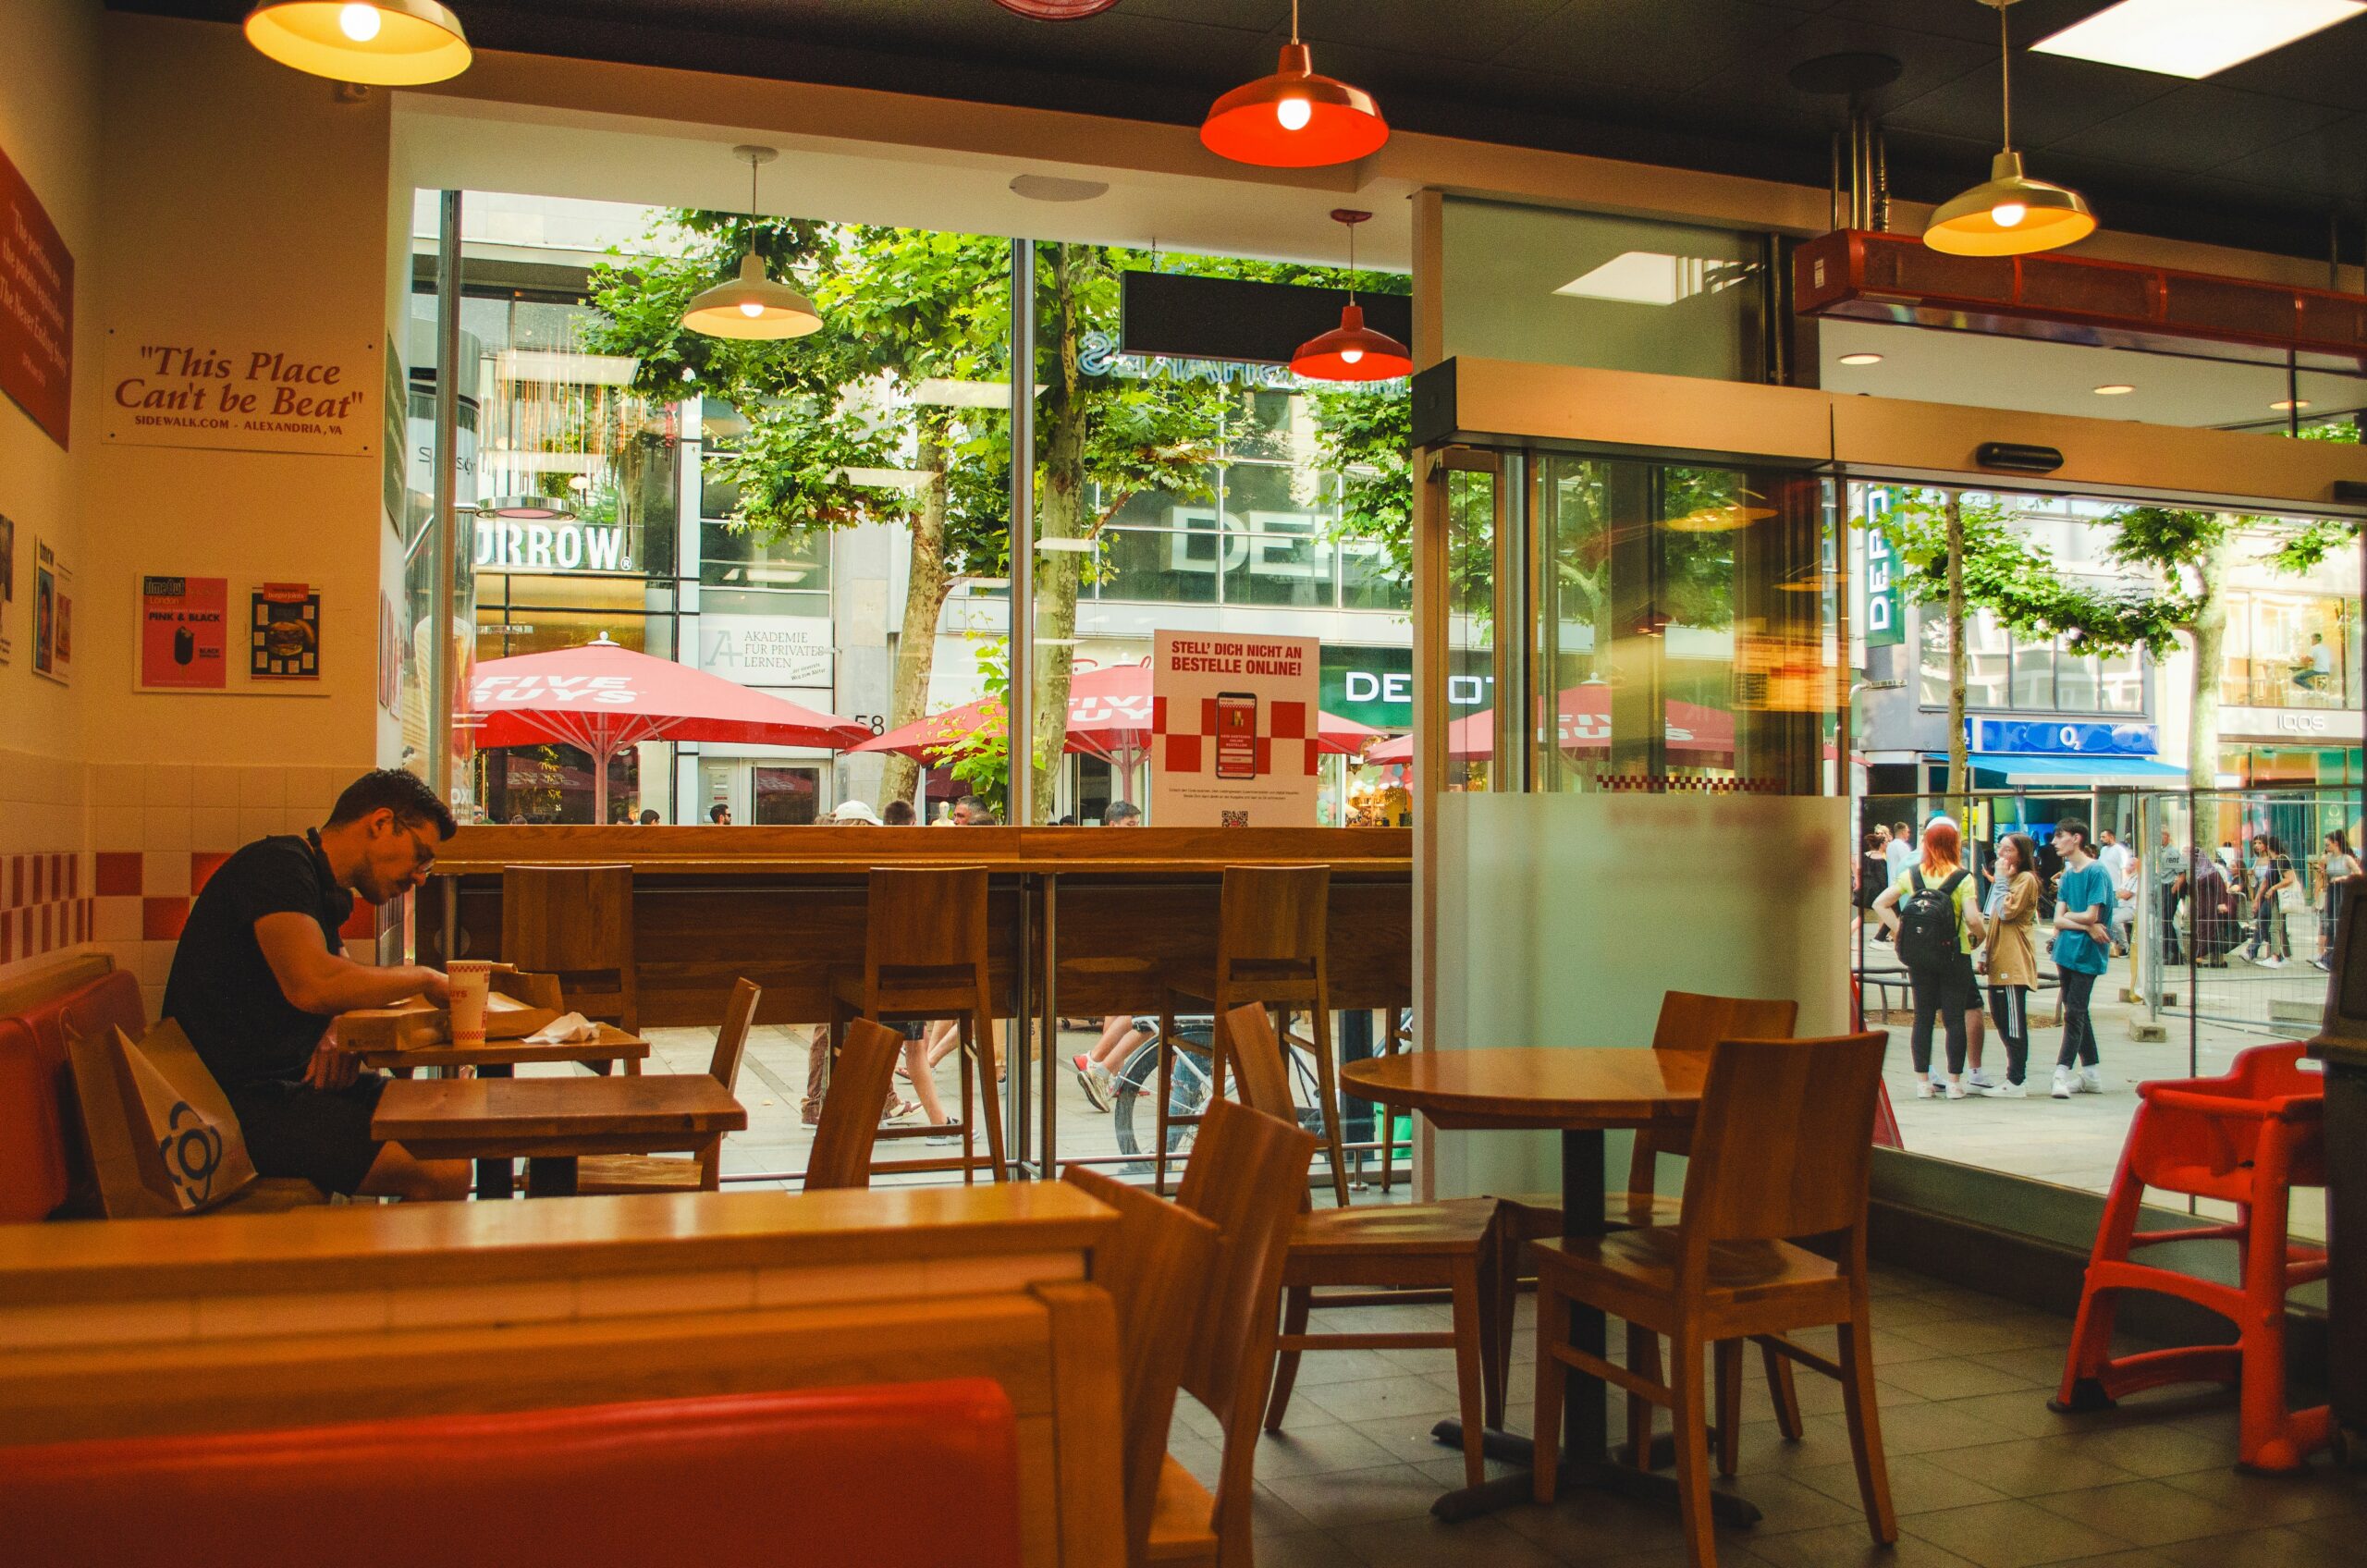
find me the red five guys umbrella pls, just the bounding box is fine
[467,635,872,822]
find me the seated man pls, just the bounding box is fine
[163,768,472,1201]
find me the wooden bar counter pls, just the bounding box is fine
[429,825,1412,1027]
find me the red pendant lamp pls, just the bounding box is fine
[1202,0,1388,168]
[1291,211,1411,383]
[991,0,1122,17]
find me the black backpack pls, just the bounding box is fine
[1896,868,1968,968]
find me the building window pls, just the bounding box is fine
[2220,590,2356,709]
[1919,609,2136,714]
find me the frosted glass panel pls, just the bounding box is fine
[1429,791,1851,1200]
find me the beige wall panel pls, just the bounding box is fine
[1441,359,1834,465]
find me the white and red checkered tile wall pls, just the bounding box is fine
[2,755,381,1022]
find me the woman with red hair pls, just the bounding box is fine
[1873,817,1989,1099]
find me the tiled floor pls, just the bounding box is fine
[1169,1264,2363,1568]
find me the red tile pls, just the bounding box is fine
[190,851,230,897]
[95,852,142,897]
[66,857,79,899]
[142,897,190,942]
[28,855,41,903]
[78,899,92,941]
[339,900,379,942]
[40,905,53,952]
[0,912,11,960]
[48,854,65,899]
[7,855,20,909]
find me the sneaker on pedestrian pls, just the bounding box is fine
[1915,1080,1936,1099]
[1976,1079,2027,1098]
[1944,1079,1968,1100]
[925,1121,963,1145]
[2079,1066,2105,1095]
[2312,955,2333,971]
[2260,955,2286,969]
[2051,1066,2075,1099]
[1967,1070,1998,1091]
[1075,1063,1111,1113]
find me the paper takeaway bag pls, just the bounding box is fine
[66,1021,257,1217]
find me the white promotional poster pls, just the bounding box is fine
[1151,631,1319,827]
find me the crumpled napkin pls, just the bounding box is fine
[521,1012,597,1044]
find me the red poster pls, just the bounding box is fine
[0,140,74,448]
[138,575,228,691]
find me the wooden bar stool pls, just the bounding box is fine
[1155,864,1342,1200]
[573,978,760,1195]
[501,864,638,1052]
[828,866,1008,1183]
[1531,1032,1896,1568]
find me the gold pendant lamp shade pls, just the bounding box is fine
[1924,0,2095,257]
[243,1,472,86]
[681,146,824,342]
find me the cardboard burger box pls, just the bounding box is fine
[338,965,565,1052]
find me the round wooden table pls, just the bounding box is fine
[1339,1048,1760,1529]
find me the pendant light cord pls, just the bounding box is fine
[1997,0,2014,153]
[1290,0,1300,45]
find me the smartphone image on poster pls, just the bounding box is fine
[1216,692,1257,779]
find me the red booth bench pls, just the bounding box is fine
[0,1377,1023,1568]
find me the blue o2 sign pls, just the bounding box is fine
[1968,718,2157,756]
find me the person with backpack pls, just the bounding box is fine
[2049,819,2113,1098]
[1873,818,1987,1099]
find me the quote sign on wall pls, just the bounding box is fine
[104,334,374,456]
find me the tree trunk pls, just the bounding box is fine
[1027,242,1091,825]
[1945,493,1969,815]
[877,420,953,813]
[2186,522,2233,788]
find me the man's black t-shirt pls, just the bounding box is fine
[163,832,353,1090]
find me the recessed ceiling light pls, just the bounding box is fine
[2033,0,2366,80]
[2272,398,2312,410]
[2093,384,2136,396]
[1837,352,1883,366]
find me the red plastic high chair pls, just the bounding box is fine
[2054,1042,2330,1471]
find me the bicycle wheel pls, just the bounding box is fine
[1111,1026,1210,1178]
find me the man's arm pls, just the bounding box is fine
[254,913,450,1015]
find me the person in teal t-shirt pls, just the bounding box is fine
[2048,819,2113,1099]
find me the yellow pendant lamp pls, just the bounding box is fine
[243,1,472,85]
[681,147,824,342]
[1924,0,2095,257]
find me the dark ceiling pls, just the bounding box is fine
[117,0,2367,266]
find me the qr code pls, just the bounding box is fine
[1220,810,1248,827]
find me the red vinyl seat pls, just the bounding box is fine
[0,967,142,1221]
[0,1378,1024,1568]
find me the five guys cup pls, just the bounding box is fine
[447,961,495,1047]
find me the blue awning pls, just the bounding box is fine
[1965,753,2189,787]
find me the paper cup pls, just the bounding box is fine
[447,961,495,1047]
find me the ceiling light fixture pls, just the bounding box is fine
[992,0,1122,17]
[2032,0,2364,80]
[2272,398,2312,410]
[1201,0,1388,167]
[1925,0,2097,257]
[681,147,824,341]
[1291,211,1413,383]
[243,0,472,84]
[2093,383,2136,395]
[1837,352,1885,366]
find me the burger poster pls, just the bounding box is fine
[138,574,228,691]
[249,582,320,680]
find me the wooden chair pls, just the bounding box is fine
[803,1018,907,1192]
[1061,1167,1224,1565]
[828,867,1007,1183]
[501,864,638,1044]
[1531,1032,1896,1568]
[1156,864,1342,1201]
[573,979,759,1194]
[1499,991,1809,1452]
[1220,1003,1507,1488]
[1155,1098,1319,1568]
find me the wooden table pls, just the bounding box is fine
[1339,1048,1760,1530]
[373,1074,745,1197]
[350,1024,651,1074]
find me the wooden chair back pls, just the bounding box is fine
[691,978,763,1189]
[1635,991,1799,1186]
[1062,1167,1223,1564]
[1677,1033,1888,1250]
[501,864,637,1032]
[864,866,990,1008]
[805,1018,906,1192]
[1172,1099,1318,1557]
[1215,1002,1316,1213]
[1216,864,1330,974]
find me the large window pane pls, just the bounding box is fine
[1222,462,1333,607]
[2010,639,2055,709]
[2055,648,2100,711]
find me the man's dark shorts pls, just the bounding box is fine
[226,1075,389,1195]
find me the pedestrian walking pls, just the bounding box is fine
[2239,834,2297,965]
[2049,819,2112,1099]
[2315,830,2360,972]
[1873,818,1987,1100]
[1978,832,2039,1098]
